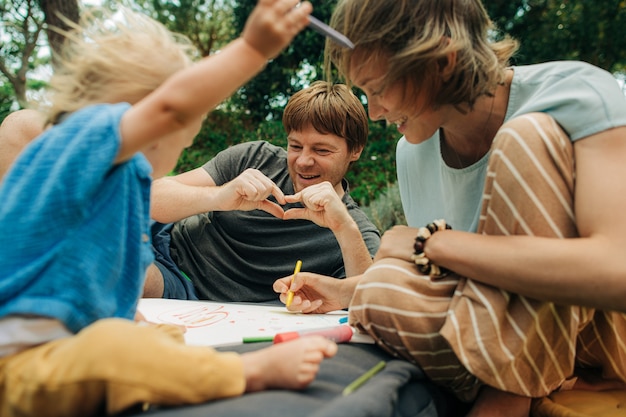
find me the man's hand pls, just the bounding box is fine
[282,181,351,230]
[216,168,286,218]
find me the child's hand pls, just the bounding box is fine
[242,0,312,60]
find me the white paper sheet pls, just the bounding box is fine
[137,298,374,347]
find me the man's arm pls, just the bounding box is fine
[150,167,217,223]
[151,167,286,223]
[331,214,376,277]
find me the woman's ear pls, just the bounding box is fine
[440,50,457,83]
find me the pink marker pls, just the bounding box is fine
[273,325,353,344]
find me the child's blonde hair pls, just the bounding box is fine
[44,7,198,125]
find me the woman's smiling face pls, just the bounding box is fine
[349,51,443,144]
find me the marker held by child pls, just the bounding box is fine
[285,259,302,308]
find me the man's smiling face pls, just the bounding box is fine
[287,125,361,194]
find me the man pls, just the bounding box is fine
[144,81,381,302]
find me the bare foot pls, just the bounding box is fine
[466,385,530,417]
[241,335,338,392]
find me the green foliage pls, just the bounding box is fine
[231,0,336,122]
[345,121,400,206]
[0,83,16,122]
[484,0,626,72]
[361,182,407,232]
[0,0,46,108]
[127,0,237,57]
[174,109,291,173]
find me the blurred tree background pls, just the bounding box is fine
[1,0,625,229]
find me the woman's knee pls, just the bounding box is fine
[350,259,453,327]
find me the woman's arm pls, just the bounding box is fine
[426,126,626,311]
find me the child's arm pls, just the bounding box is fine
[118,0,312,164]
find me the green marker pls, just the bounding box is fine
[242,336,275,343]
[342,360,386,396]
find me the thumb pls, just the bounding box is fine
[258,200,285,219]
[283,207,309,221]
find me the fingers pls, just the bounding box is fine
[283,191,302,204]
[302,335,338,358]
[272,276,292,294]
[283,192,310,221]
[282,207,308,221]
[271,184,286,205]
[376,225,418,260]
[273,271,325,313]
[283,294,324,313]
[276,289,320,313]
[242,0,312,60]
[238,169,277,200]
[258,200,285,219]
[282,182,341,224]
[228,169,287,214]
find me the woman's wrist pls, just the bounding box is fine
[410,219,452,278]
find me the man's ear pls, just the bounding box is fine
[350,145,364,162]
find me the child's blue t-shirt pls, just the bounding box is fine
[0,103,154,333]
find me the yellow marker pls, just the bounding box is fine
[342,360,386,396]
[285,260,302,308]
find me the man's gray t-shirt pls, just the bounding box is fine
[169,141,381,302]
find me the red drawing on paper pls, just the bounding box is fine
[157,305,228,328]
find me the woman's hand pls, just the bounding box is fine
[374,225,418,262]
[273,272,358,313]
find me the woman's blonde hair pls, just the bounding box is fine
[44,7,198,125]
[282,81,368,153]
[325,0,519,109]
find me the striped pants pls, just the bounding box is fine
[349,113,626,402]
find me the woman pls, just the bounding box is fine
[275,0,626,415]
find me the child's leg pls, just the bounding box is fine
[1,318,244,416]
[240,335,337,392]
[349,113,590,404]
[0,318,336,417]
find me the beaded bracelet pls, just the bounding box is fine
[410,219,452,278]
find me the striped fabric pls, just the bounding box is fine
[349,113,626,402]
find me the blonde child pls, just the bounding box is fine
[0,2,337,416]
